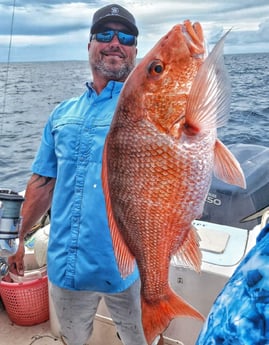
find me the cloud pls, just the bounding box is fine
[0,3,91,36]
[0,0,269,62]
[259,18,269,40]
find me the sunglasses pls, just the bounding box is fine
[91,30,137,46]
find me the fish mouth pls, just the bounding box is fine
[180,20,206,59]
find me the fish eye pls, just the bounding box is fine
[148,60,164,76]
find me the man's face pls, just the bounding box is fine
[88,22,137,82]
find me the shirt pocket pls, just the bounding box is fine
[52,117,84,162]
[87,122,111,164]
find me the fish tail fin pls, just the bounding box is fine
[142,288,204,344]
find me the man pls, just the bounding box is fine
[8,4,161,345]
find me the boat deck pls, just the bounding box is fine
[0,304,182,345]
[0,299,123,345]
[0,308,58,345]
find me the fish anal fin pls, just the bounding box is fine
[102,141,135,278]
[214,139,246,189]
[142,288,204,344]
[171,225,202,272]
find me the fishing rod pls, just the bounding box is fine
[1,0,16,136]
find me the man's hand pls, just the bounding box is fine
[8,241,25,276]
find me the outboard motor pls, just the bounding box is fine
[0,189,24,278]
[201,144,269,229]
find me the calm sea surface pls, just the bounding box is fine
[0,53,269,192]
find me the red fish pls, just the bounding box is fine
[102,20,245,344]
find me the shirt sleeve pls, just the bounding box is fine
[31,116,57,178]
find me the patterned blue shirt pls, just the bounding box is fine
[32,81,139,292]
[196,223,269,345]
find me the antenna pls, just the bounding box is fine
[1,0,16,136]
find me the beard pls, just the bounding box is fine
[93,55,135,81]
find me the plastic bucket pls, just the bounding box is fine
[0,275,49,326]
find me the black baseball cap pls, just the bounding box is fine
[90,4,139,36]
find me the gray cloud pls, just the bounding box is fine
[0,0,269,61]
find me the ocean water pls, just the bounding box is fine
[0,53,268,192]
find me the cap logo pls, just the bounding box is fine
[110,6,120,15]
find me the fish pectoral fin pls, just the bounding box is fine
[214,139,246,188]
[171,225,202,272]
[102,142,135,278]
[184,30,231,134]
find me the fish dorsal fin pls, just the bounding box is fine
[214,138,246,188]
[185,30,231,132]
[171,225,202,272]
[102,141,135,278]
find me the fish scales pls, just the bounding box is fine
[102,20,245,344]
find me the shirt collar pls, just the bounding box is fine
[86,80,123,98]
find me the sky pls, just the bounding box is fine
[0,0,269,62]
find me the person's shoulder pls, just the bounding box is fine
[59,92,87,109]
[51,91,88,118]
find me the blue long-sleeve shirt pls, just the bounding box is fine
[32,81,139,292]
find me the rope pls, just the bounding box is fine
[1,0,16,135]
[28,334,59,344]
